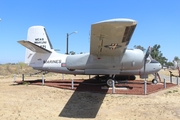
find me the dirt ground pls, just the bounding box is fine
[1,70,180,120]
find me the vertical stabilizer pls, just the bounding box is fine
[25,26,53,64]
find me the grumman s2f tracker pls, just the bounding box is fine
[18,18,162,87]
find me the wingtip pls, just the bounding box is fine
[17,40,26,43]
[94,18,137,25]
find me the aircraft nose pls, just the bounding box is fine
[158,63,162,71]
[150,59,162,72]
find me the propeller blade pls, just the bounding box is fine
[143,46,151,77]
[144,46,151,60]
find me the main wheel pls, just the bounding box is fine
[152,79,158,84]
[107,78,114,87]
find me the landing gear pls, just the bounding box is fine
[107,78,114,87]
[152,79,158,84]
[151,72,160,84]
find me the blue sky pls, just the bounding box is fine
[0,0,179,63]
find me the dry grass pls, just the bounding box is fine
[1,71,180,120]
[1,64,180,120]
[0,63,37,76]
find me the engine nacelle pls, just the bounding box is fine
[65,49,144,71]
[120,49,144,70]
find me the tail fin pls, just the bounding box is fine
[25,26,53,63]
[27,26,53,50]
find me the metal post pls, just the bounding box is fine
[112,80,115,93]
[42,75,44,85]
[71,78,74,89]
[22,74,24,82]
[14,74,16,82]
[164,78,166,88]
[177,77,179,85]
[169,71,172,83]
[66,31,77,55]
[66,33,69,54]
[170,75,172,83]
[144,80,147,95]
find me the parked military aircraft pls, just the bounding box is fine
[18,18,162,86]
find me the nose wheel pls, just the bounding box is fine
[152,79,158,84]
[152,72,160,84]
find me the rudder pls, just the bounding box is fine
[25,26,53,64]
[27,26,53,50]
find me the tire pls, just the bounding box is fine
[152,79,158,84]
[107,78,114,87]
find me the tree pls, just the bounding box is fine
[174,56,180,61]
[134,45,146,52]
[150,44,167,65]
[69,51,75,55]
[166,61,174,67]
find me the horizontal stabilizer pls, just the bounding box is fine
[18,40,52,53]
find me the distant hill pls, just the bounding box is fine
[0,63,38,76]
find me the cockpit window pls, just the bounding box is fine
[146,60,150,63]
[150,59,159,63]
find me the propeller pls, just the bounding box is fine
[143,46,151,95]
[143,46,151,77]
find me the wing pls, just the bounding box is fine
[90,18,137,57]
[18,40,52,53]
